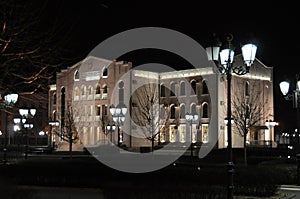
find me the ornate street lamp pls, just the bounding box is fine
[279,75,300,185]
[19,107,36,159]
[0,93,18,164]
[109,103,127,146]
[185,111,199,157]
[206,34,257,199]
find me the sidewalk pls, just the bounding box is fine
[277,185,299,199]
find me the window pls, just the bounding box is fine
[202,103,208,118]
[96,106,101,116]
[102,105,107,116]
[88,86,93,99]
[102,85,108,100]
[201,124,209,143]
[74,70,79,81]
[245,81,250,97]
[61,87,65,130]
[53,93,56,104]
[74,87,80,100]
[180,104,185,119]
[169,125,176,142]
[179,125,186,143]
[160,84,166,97]
[52,110,57,121]
[119,81,124,102]
[170,82,176,96]
[192,124,197,143]
[95,84,101,99]
[190,80,197,95]
[102,67,108,78]
[180,82,185,96]
[191,104,197,115]
[96,84,101,94]
[202,80,208,94]
[81,85,87,98]
[160,126,166,143]
[170,105,176,119]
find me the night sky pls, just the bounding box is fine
[37,0,300,132]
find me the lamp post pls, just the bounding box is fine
[106,123,116,144]
[109,103,127,147]
[206,34,257,199]
[279,75,300,185]
[185,111,199,157]
[18,107,36,159]
[0,93,18,164]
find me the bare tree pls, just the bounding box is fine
[130,83,174,151]
[130,83,160,151]
[232,82,269,166]
[0,1,78,94]
[56,104,79,158]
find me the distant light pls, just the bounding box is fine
[39,131,45,136]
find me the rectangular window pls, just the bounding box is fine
[102,105,107,116]
[169,125,176,142]
[192,124,197,143]
[179,125,186,143]
[201,124,209,143]
[160,125,166,143]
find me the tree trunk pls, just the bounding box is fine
[151,137,154,152]
[69,133,73,159]
[244,135,247,166]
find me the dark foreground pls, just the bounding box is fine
[0,148,297,199]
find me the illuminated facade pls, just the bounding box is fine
[49,55,274,151]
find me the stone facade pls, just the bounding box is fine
[49,55,274,151]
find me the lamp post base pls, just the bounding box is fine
[227,161,234,199]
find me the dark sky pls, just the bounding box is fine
[42,0,300,132]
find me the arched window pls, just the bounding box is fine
[190,80,197,95]
[180,104,185,118]
[61,87,66,130]
[74,87,80,101]
[88,86,93,95]
[170,105,176,119]
[202,103,208,118]
[202,80,208,94]
[180,82,185,96]
[52,110,57,121]
[88,86,93,99]
[160,84,166,97]
[170,82,176,96]
[96,84,100,94]
[53,93,56,104]
[95,84,101,99]
[74,70,79,81]
[81,85,87,99]
[191,103,197,114]
[102,67,108,78]
[102,84,108,99]
[245,81,250,97]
